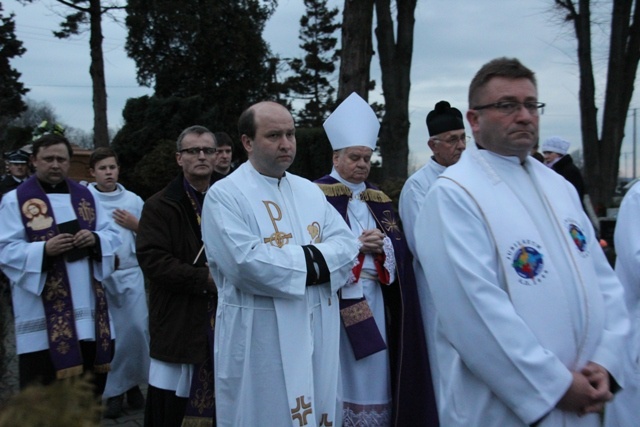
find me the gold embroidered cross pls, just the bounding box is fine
[77,198,95,226]
[291,395,312,426]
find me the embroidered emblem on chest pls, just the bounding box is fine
[307,221,322,243]
[262,200,293,248]
[380,210,400,240]
[507,239,547,285]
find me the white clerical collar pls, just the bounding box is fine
[330,168,366,196]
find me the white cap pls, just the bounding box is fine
[541,136,570,155]
[323,92,379,151]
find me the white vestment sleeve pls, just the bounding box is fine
[416,180,572,424]
[91,197,120,282]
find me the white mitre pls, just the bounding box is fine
[323,92,379,151]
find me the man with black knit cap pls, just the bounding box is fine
[399,100,466,252]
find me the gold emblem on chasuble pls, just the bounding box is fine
[262,201,293,248]
[380,210,400,239]
[291,395,313,426]
[77,198,96,226]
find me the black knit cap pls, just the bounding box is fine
[426,101,464,137]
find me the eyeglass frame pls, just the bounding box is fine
[431,134,470,145]
[177,146,217,156]
[471,101,545,115]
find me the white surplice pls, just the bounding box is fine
[398,156,446,403]
[0,188,120,355]
[414,146,628,427]
[605,181,640,427]
[201,162,359,427]
[88,183,150,398]
[398,157,445,255]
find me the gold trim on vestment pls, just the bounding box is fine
[317,183,391,203]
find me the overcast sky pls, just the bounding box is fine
[4,0,639,177]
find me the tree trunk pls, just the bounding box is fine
[374,0,416,181]
[556,0,640,212]
[89,0,109,148]
[337,0,374,102]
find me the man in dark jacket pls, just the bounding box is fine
[0,149,30,200]
[136,125,218,426]
[541,136,586,204]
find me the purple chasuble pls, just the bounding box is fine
[16,176,112,379]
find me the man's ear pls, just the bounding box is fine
[241,135,252,153]
[466,109,480,133]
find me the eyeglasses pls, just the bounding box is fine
[178,147,216,156]
[471,101,545,115]
[432,135,469,145]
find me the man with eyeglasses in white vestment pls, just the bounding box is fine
[412,57,629,427]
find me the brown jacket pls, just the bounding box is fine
[136,173,215,364]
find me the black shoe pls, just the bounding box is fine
[104,394,124,419]
[126,385,145,410]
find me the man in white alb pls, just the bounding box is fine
[201,101,359,427]
[413,57,629,427]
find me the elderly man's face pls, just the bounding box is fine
[428,129,467,167]
[33,143,70,185]
[333,146,372,185]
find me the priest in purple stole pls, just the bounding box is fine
[315,93,438,426]
[0,133,120,396]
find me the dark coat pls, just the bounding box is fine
[0,175,21,201]
[315,175,439,427]
[136,173,215,364]
[552,154,586,203]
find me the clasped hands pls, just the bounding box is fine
[557,362,613,416]
[358,228,384,254]
[45,229,96,256]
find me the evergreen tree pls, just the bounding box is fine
[0,3,28,129]
[286,0,340,128]
[125,0,276,114]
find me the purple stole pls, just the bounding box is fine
[316,176,405,360]
[182,179,215,426]
[16,176,112,379]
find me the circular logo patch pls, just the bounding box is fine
[568,224,587,252]
[511,246,544,280]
